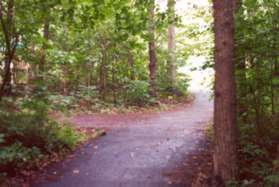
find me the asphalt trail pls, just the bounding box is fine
[33,92,212,187]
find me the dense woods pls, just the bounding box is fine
[0,0,193,102]
[0,0,278,186]
[234,0,279,185]
[0,0,199,181]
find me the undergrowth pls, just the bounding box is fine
[0,96,85,179]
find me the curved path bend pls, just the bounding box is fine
[33,92,213,187]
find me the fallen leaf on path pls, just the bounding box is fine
[130,152,135,158]
[73,169,80,174]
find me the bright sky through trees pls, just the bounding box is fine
[157,0,210,14]
[158,0,213,92]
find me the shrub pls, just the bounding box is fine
[175,74,190,96]
[159,73,190,97]
[125,80,151,105]
[48,86,99,111]
[0,97,84,175]
[48,94,76,111]
[0,143,42,173]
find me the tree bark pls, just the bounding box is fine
[128,51,135,80]
[213,0,238,184]
[99,48,107,100]
[0,0,18,98]
[1,55,13,96]
[39,16,50,74]
[148,0,157,96]
[167,0,176,89]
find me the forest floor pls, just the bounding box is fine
[31,91,213,187]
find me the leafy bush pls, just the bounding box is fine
[0,143,42,172]
[125,80,151,105]
[73,85,98,101]
[51,122,83,150]
[264,172,279,186]
[175,74,190,96]
[159,73,190,97]
[0,97,84,175]
[48,94,76,111]
[48,86,99,111]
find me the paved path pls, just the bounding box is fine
[33,92,213,187]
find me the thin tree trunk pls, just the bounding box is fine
[12,62,16,85]
[0,0,17,98]
[39,17,50,74]
[86,65,92,87]
[61,65,68,95]
[99,49,107,100]
[236,54,247,122]
[271,61,275,115]
[112,60,117,104]
[213,0,238,184]
[1,56,13,96]
[148,0,157,96]
[128,51,135,80]
[167,0,176,89]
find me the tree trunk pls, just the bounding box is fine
[167,0,176,89]
[0,0,17,98]
[12,61,17,85]
[61,65,68,95]
[148,0,157,96]
[213,0,238,184]
[39,17,50,74]
[236,55,247,122]
[99,49,107,100]
[128,51,135,80]
[0,56,13,96]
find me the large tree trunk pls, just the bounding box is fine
[167,0,176,89]
[213,0,238,184]
[148,0,157,96]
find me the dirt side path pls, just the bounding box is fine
[33,91,213,187]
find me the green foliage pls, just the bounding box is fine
[157,73,190,98]
[0,98,84,175]
[0,0,195,178]
[174,74,190,96]
[235,0,279,184]
[54,123,84,150]
[48,94,76,111]
[0,143,42,170]
[0,134,4,144]
[264,172,279,187]
[125,80,151,105]
[0,0,190,107]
